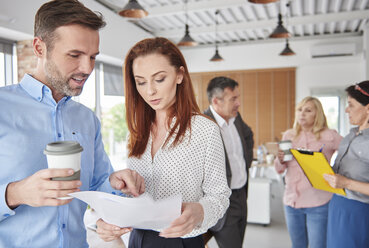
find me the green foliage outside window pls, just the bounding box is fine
[102,103,128,155]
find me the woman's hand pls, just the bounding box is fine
[109,169,145,197]
[159,202,204,238]
[323,174,349,189]
[96,218,132,242]
[277,149,285,163]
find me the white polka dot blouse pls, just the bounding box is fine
[128,114,231,238]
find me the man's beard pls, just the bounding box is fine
[44,58,88,97]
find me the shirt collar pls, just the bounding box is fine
[209,105,235,127]
[20,74,71,103]
[351,126,369,136]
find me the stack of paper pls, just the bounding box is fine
[70,191,182,230]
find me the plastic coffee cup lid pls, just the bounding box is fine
[44,141,83,156]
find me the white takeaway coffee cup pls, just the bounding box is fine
[44,141,83,181]
[278,140,293,162]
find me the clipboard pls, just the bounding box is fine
[290,149,346,196]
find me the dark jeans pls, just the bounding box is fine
[129,229,204,248]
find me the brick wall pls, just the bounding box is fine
[17,40,37,80]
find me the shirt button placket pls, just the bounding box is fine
[55,105,63,141]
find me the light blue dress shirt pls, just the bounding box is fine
[0,74,118,248]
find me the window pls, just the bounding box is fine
[317,96,339,131]
[75,62,127,171]
[0,39,16,86]
[0,52,4,87]
[312,88,348,135]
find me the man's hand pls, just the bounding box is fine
[6,168,81,209]
[109,169,145,197]
[96,218,132,242]
[159,202,204,238]
[323,173,348,189]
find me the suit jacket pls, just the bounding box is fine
[204,108,254,231]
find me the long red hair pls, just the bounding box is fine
[124,37,201,158]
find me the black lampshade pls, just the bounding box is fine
[209,10,223,61]
[178,24,197,46]
[270,13,289,38]
[119,0,148,18]
[249,0,280,3]
[280,40,295,56]
[210,47,224,62]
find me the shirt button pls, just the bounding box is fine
[58,133,62,138]
[37,97,41,100]
[62,224,66,229]
[3,214,10,217]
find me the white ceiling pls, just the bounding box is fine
[95,0,369,47]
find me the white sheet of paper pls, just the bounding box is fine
[70,191,182,230]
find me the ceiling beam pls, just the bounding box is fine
[179,32,362,49]
[154,9,369,38]
[146,0,247,18]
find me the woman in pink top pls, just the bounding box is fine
[274,96,342,248]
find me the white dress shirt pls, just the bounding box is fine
[128,115,231,238]
[210,106,247,189]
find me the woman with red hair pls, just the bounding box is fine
[98,37,231,248]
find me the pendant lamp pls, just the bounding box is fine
[210,10,223,62]
[210,48,224,62]
[249,0,279,3]
[279,39,295,56]
[269,13,289,38]
[178,0,197,46]
[119,0,148,18]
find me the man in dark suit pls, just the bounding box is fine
[203,76,254,248]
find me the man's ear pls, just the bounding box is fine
[211,97,218,106]
[33,37,46,58]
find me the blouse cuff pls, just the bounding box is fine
[198,199,213,230]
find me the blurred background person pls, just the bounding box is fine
[274,96,342,248]
[324,80,369,248]
[203,76,254,248]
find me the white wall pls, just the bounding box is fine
[296,60,364,101]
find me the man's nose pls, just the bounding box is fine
[79,57,94,74]
[235,99,241,107]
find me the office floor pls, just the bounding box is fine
[207,179,291,248]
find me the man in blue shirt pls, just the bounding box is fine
[0,0,144,247]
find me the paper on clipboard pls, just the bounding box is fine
[290,149,346,196]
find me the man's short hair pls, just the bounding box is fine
[206,76,239,103]
[34,0,106,50]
